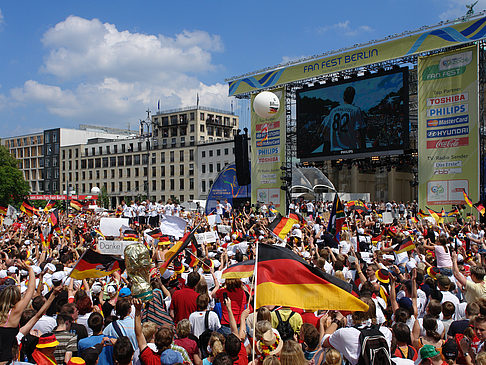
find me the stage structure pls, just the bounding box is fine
[227,13,486,212]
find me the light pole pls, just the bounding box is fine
[140,108,154,201]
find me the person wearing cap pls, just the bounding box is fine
[32,333,59,365]
[451,251,486,303]
[416,344,444,365]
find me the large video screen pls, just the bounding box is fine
[296,68,409,159]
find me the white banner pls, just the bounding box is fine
[160,215,187,239]
[100,218,130,236]
[98,240,130,256]
[195,231,218,245]
[217,225,232,234]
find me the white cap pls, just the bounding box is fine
[91,283,103,294]
[291,229,302,239]
[51,271,65,283]
[227,251,235,257]
[258,235,265,241]
[357,228,365,234]
[292,224,300,229]
[32,266,42,275]
[24,240,31,246]
[232,234,237,240]
[20,270,28,276]
[406,259,417,272]
[224,236,231,242]
[457,254,464,263]
[0,270,7,279]
[106,284,117,295]
[8,266,18,274]
[45,263,56,272]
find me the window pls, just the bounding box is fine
[110,157,116,167]
[135,181,139,191]
[106,146,110,154]
[202,151,206,158]
[161,166,165,176]
[224,148,229,155]
[89,171,93,179]
[135,168,139,177]
[104,170,107,179]
[126,155,132,165]
[118,156,124,166]
[119,182,123,192]
[143,167,148,176]
[127,168,131,177]
[88,159,94,169]
[179,164,184,176]
[217,149,221,156]
[217,163,221,172]
[111,169,115,178]
[209,150,213,157]
[152,153,156,164]
[189,164,194,176]
[190,112,195,120]
[160,152,165,163]
[96,171,100,179]
[209,164,213,173]
[170,165,175,176]
[122,144,126,153]
[180,195,184,202]
[82,171,86,179]
[111,182,115,192]
[202,164,206,173]
[200,124,205,132]
[170,151,174,162]
[152,166,156,176]
[207,126,214,135]
[95,158,101,168]
[129,143,134,152]
[127,181,131,191]
[171,138,176,147]
[161,180,165,191]
[162,116,169,126]
[190,124,195,132]
[142,154,148,164]
[209,179,213,188]
[152,180,156,191]
[170,179,175,190]
[119,169,123,178]
[189,149,194,161]
[200,112,205,120]
[99,147,103,155]
[134,155,140,165]
[180,150,184,162]
[189,178,194,190]
[102,157,108,167]
[180,137,185,147]
[114,145,118,153]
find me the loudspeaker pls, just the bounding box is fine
[234,133,250,186]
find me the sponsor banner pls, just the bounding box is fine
[427,115,468,128]
[418,45,479,210]
[29,195,99,200]
[251,88,286,214]
[229,17,486,96]
[98,240,130,256]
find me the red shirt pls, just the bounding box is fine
[215,288,247,325]
[174,337,198,362]
[232,342,248,365]
[301,311,319,328]
[140,347,161,365]
[169,287,199,323]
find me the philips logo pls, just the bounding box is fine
[439,51,472,71]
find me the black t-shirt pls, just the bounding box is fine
[71,322,88,342]
[102,301,115,319]
[447,319,469,337]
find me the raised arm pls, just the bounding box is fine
[133,298,148,352]
[451,251,467,288]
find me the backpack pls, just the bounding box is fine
[198,311,212,358]
[275,311,295,340]
[356,324,392,365]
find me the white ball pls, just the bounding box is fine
[253,91,280,119]
[91,186,101,195]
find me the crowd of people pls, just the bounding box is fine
[0,197,486,365]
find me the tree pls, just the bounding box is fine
[99,186,110,209]
[0,146,30,206]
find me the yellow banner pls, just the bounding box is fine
[418,45,479,211]
[229,17,486,96]
[251,88,286,214]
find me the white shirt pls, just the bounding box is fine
[189,310,221,338]
[32,315,57,335]
[216,203,224,215]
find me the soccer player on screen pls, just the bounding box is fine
[318,86,366,152]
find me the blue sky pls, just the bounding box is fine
[0,0,479,136]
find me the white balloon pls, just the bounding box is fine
[253,91,280,119]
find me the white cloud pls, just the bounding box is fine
[8,15,233,127]
[439,0,486,21]
[317,20,373,37]
[0,9,4,25]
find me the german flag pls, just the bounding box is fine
[44,200,55,212]
[222,260,255,279]
[223,244,368,311]
[288,210,304,224]
[474,202,486,216]
[327,194,345,242]
[411,216,418,223]
[387,226,398,237]
[393,236,415,254]
[70,200,83,211]
[427,207,443,224]
[371,233,382,245]
[147,228,164,239]
[48,209,59,227]
[160,230,196,272]
[346,200,370,213]
[20,201,36,217]
[268,214,296,240]
[70,249,125,280]
[0,206,7,215]
[93,228,105,239]
[185,242,199,268]
[463,189,473,207]
[417,209,429,219]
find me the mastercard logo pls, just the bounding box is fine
[427,119,439,127]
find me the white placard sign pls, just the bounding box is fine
[382,212,394,224]
[100,218,130,237]
[217,225,232,234]
[195,231,218,245]
[98,240,130,255]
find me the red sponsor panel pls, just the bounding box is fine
[426,137,469,149]
[255,121,280,131]
[29,195,98,200]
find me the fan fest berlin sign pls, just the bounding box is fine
[418,45,479,209]
[229,16,486,96]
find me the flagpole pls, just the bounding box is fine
[67,247,90,278]
[251,241,259,364]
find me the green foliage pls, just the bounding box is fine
[99,186,110,209]
[0,146,30,206]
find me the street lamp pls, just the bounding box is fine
[139,108,154,201]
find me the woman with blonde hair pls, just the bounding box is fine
[203,332,225,365]
[0,262,36,365]
[324,349,342,365]
[279,340,307,365]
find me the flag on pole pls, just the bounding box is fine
[20,201,36,217]
[417,209,429,219]
[44,200,55,212]
[48,209,59,227]
[463,189,473,207]
[70,200,83,211]
[426,207,443,224]
[288,210,304,224]
[268,214,295,240]
[447,208,460,217]
[160,230,196,272]
[70,249,125,280]
[222,244,369,311]
[327,194,345,242]
[474,201,486,216]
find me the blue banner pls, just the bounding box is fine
[205,164,251,214]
